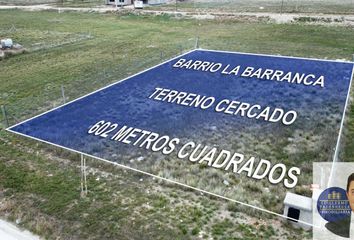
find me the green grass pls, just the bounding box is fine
[344,101,354,162]
[1,9,354,239]
[0,130,200,239]
[0,0,101,6]
[1,10,354,124]
[149,0,354,14]
[0,0,54,5]
[3,0,354,14]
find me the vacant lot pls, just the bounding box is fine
[0,9,354,239]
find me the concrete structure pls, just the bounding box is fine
[283,192,312,230]
[134,0,143,8]
[0,39,13,49]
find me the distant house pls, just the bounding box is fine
[105,0,167,6]
[106,0,132,6]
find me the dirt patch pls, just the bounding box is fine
[0,48,27,60]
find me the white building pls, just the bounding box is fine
[106,0,132,6]
[105,0,167,6]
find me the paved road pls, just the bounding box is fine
[0,219,40,240]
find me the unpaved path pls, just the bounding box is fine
[0,4,120,12]
[0,219,40,240]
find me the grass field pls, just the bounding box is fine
[0,0,100,6]
[2,0,354,14]
[0,0,56,5]
[0,9,354,239]
[150,0,354,14]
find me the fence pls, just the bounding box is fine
[0,40,197,129]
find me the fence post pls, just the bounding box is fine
[1,105,9,128]
[195,36,199,49]
[61,85,66,104]
[84,156,87,195]
[295,0,298,12]
[280,0,284,14]
[81,154,88,197]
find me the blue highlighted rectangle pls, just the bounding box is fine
[7,49,353,218]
